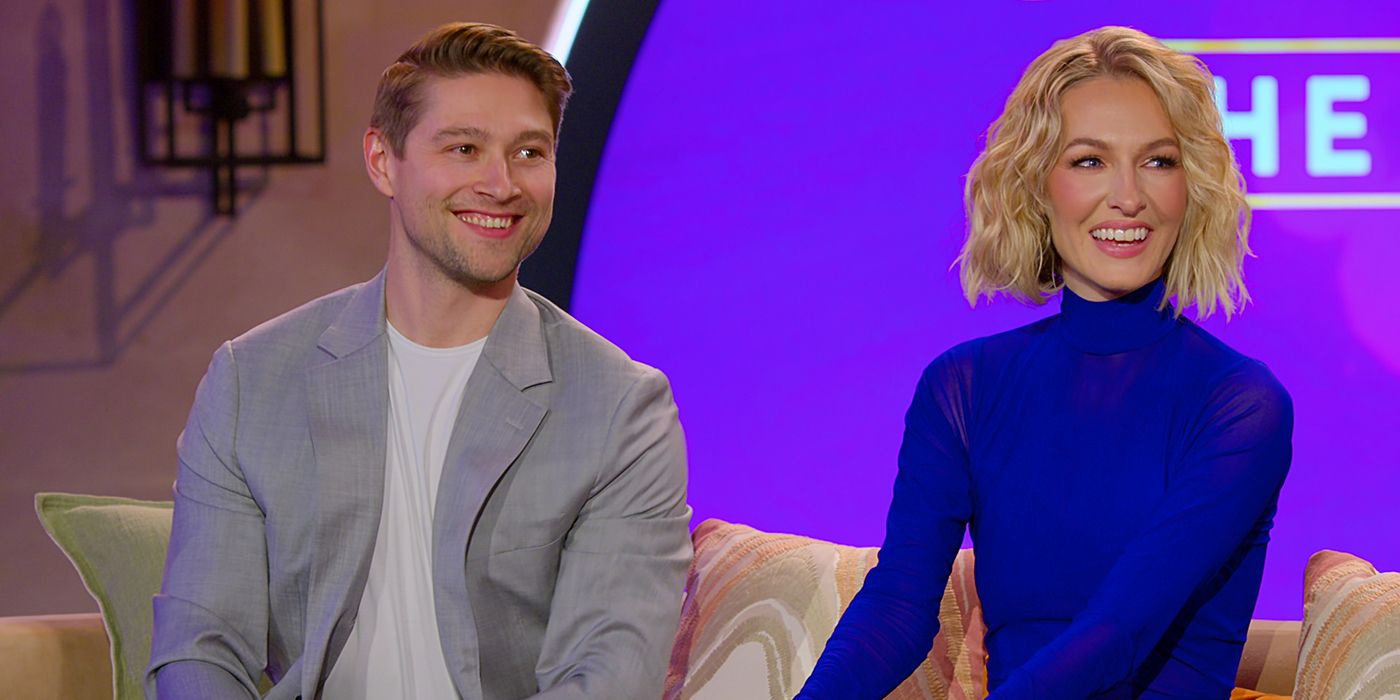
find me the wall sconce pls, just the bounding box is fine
[136,0,326,215]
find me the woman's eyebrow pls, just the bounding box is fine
[1063,136,1109,150]
[1061,136,1180,151]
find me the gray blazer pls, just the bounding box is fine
[146,271,692,699]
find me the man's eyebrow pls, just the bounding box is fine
[431,127,554,145]
[514,129,555,145]
[432,126,489,143]
[1062,136,1180,151]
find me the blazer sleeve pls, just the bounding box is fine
[797,352,975,699]
[146,342,269,699]
[529,366,693,700]
[989,362,1293,699]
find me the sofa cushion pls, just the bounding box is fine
[1293,549,1400,699]
[0,613,112,700]
[665,519,985,699]
[1228,689,1291,700]
[35,493,172,700]
[1236,619,1301,695]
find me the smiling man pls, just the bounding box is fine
[146,23,692,700]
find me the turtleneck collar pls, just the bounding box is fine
[1055,277,1178,355]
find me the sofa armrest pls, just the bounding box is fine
[0,613,113,700]
[1236,618,1300,695]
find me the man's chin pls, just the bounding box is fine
[441,262,520,293]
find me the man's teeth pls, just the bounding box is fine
[458,213,513,229]
[1090,227,1148,243]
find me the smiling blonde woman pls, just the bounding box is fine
[959,25,1252,320]
[798,26,1291,700]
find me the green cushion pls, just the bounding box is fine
[35,492,172,700]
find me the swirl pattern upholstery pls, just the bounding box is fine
[665,519,986,700]
[1293,550,1400,699]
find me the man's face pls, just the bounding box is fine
[373,72,557,290]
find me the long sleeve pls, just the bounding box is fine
[989,362,1292,699]
[147,343,269,699]
[800,279,1292,699]
[529,367,693,699]
[797,353,974,699]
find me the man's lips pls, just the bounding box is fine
[453,210,521,239]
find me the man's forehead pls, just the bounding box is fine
[417,73,550,115]
[412,73,554,140]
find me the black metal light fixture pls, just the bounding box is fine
[136,0,326,215]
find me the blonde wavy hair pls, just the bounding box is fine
[957,25,1251,319]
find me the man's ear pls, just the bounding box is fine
[364,128,397,198]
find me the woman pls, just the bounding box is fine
[796,26,1292,700]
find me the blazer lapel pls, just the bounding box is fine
[432,285,552,696]
[301,271,390,700]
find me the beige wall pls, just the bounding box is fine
[0,0,562,616]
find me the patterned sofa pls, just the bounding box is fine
[664,520,1397,700]
[0,573,1301,700]
[3,498,1394,699]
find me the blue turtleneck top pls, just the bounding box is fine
[797,278,1292,699]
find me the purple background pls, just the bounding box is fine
[570,1,1400,619]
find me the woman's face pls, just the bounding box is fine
[1045,76,1187,301]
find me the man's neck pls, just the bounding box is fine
[384,259,512,348]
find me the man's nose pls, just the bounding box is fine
[473,156,521,201]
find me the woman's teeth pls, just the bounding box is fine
[1090,227,1148,243]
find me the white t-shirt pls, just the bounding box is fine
[322,323,485,700]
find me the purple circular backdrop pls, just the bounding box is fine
[571,1,1400,619]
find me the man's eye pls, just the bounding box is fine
[517,147,544,159]
[453,144,477,156]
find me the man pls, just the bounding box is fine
[146,23,691,700]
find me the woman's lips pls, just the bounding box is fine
[1092,236,1149,259]
[1089,225,1151,259]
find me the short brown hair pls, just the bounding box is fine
[371,22,573,156]
[958,26,1251,319]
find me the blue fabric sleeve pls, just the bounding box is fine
[796,353,974,699]
[989,362,1293,699]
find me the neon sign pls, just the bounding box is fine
[1166,38,1400,209]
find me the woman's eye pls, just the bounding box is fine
[1071,156,1102,168]
[1146,155,1180,168]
